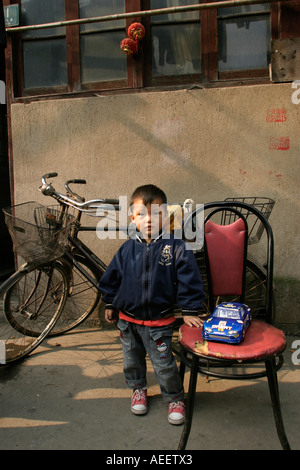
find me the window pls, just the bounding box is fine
[218,3,270,76]
[150,0,201,78]
[21,0,67,90]
[6,0,288,98]
[18,0,129,94]
[79,0,127,84]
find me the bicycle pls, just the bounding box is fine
[0,172,274,365]
[0,173,121,365]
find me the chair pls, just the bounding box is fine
[176,202,290,450]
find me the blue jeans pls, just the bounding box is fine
[117,319,184,402]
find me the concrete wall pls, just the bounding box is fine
[9,82,300,326]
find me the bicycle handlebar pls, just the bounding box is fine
[39,172,120,213]
[65,179,86,204]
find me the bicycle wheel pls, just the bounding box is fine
[48,254,103,336]
[194,252,274,321]
[0,262,68,365]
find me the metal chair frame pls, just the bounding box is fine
[176,201,290,450]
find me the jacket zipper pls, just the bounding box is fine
[143,243,151,320]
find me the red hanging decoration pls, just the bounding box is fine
[120,22,145,55]
[120,37,138,55]
[128,22,145,41]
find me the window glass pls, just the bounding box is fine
[218,4,270,71]
[151,0,200,22]
[79,0,125,32]
[79,0,127,83]
[21,0,67,89]
[23,39,67,88]
[21,0,66,38]
[81,32,127,83]
[152,24,201,76]
[220,4,270,16]
[150,0,201,76]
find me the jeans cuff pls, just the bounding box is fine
[125,379,147,390]
[161,390,184,402]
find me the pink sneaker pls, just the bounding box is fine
[131,388,148,415]
[168,400,185,425]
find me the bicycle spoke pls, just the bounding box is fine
[48,255,101,336]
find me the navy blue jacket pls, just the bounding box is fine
[98,233,204,321]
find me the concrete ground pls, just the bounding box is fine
[0,325,299,452]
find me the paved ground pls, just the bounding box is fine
[0,325,299,452]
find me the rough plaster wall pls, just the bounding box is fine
[10,82,300,280]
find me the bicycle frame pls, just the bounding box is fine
[64,234,107,289]
[39,172,126,288]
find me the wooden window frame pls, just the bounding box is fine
[3,0,298,101]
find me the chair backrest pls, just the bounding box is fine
[204,208,248,310]
[183,201,274,323]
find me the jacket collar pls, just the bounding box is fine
[136,231,167,244]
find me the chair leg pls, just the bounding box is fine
[265,357,291,450]
[179,349,187,383]
[178,355,199,450]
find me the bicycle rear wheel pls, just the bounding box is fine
[49,254,103,336]
[0,262,68,365]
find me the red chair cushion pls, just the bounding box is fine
[179,320,286,361]
[205,218,246,296]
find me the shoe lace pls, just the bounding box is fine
[133,389,146,401]
[170,401,183,410]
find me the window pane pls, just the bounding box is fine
[150,0,200,23]
[218,16,270,71]
[79,0,125,32]
[23,39,67,88]
[220,4,270,16]
[79,0,126,83]
[152,23,201,76]
[80,32,127,83]
[21,0,65,38]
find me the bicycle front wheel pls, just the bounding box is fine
[0,262,68,365]
[48,254,103,336]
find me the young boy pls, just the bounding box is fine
[98,184,204,425]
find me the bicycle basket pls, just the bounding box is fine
[3,201,76,263]
[223,197,275,244]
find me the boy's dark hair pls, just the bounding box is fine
[130,184,167,207]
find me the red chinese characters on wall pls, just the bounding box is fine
[269,136,290,150]
[266,108,287,123]
[266,108,289,150]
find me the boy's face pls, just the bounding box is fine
[130,198,167,242]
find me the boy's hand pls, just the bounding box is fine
[183,315,203,328]
[105,309,118,324]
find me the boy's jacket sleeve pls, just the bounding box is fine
[98,253,122,308]
[175,245,204,314]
